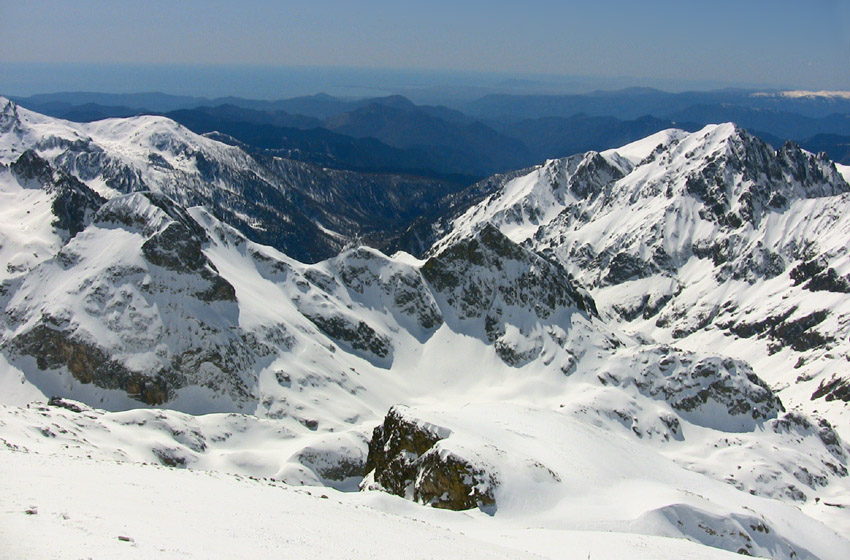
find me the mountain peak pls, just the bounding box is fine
[0,95,21,133]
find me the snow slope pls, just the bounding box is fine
[2,397,848,559]
[2,446,752,560]
[837,163,850,183]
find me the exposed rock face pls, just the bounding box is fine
[414,449,497,510]
[603,252,656,285]
[682,131,847,228]
[363,406,448,495]
[564,151,627,200]
[102,192,238,303]
[0,97,22,134]
[333,247,443,331]
[303,313,391,360]
[422,223,601,367]
[637,353,784,426]
[812,376,850,403]
[10,150,106,239]
[282,431,370,491]
[790,257,850,293]
[362,406,496,510]
[423,223,595,319]
[9,323,171,405]
[294,447,366,484]
[725,308,832,353]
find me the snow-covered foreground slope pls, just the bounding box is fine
[3,104,850,558]
[2,383,849,558]
[2,446,754,560]
[363,403,849,559]
[3,400,849,559]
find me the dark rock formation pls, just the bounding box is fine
[9,323,171,405]
[728,309,833,353]
[634,351,784,427]
[812,376,850,403]
[10,150,106,239]
[422,224,595,319]
[363,406,496,510]
[304,313,391,360]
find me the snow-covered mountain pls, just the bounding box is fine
[437,123,850,432]
[2,103,850,559]
[0,96,459,263]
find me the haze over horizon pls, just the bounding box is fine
[1,0,849,98]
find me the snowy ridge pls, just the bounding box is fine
[437,123,850,438]
[0,95,345,265]
[0,96,374,263]
[0,97,256,200]
[0,96,474,264]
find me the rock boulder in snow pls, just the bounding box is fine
[362,406,497,510]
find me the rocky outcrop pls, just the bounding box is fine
[281,431,370,491]
[726,308,833,353]
[414,449,497,510]
[684,129,848,228]
[631,349,785,429]
[790,257,850,293]
[421,224,599,367]
[423,224,594,318]
[10,150,106,239]
[333,247,443,331]
[8,322,172,405]
[303,313,391,360]
[362,406,496,510]
[98,193,237,302]
[812,375,850,403]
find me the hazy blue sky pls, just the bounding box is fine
[1,0,848,95]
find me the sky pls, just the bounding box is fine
[1,0,848,96]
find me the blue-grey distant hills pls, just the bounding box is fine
[462,87,850,120]
[12,87,850,179]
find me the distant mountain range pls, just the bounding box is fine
[13,87,850,180]
[462,87,850,120]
